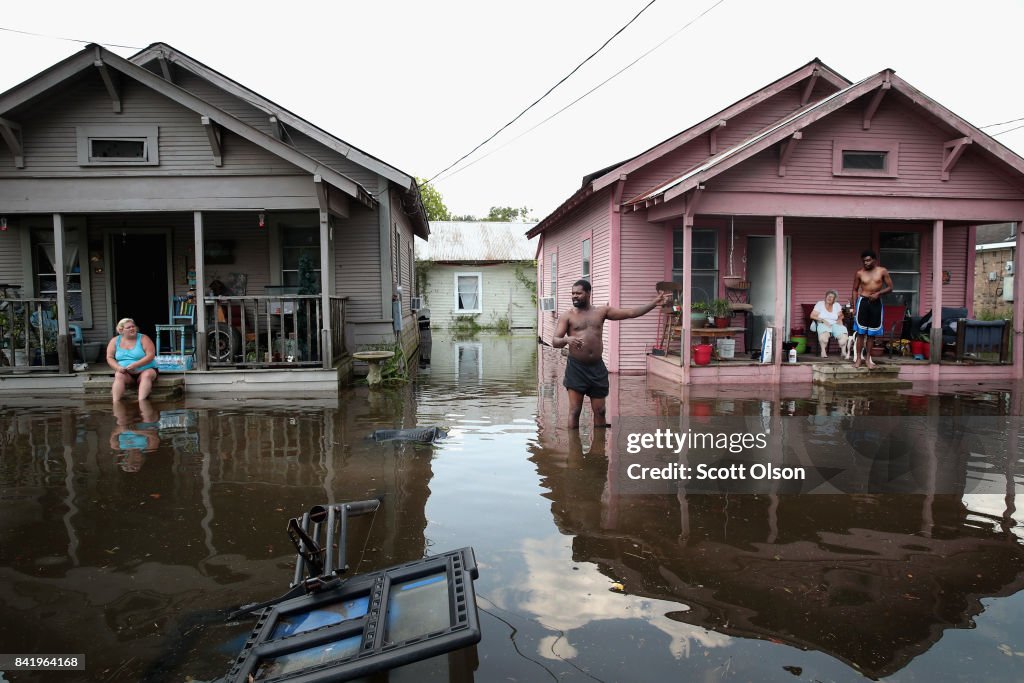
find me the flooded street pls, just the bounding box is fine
[2,333,1024,682]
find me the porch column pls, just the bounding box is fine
[681,216,693,373]
[52,213,70,374]
[773,216,784,380]
[1014,221,1023,379]
[194,211,208,371]
[319,209,332,369]
[929,220,944,378]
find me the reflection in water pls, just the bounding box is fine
[0,335,1022,681]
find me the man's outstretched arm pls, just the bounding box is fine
[606,291,671,321]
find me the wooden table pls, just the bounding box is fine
[668,326,746,355]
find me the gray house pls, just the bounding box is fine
[0,42,427,393]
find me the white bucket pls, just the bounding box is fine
[716,338,735,359]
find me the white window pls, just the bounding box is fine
[455,272,482,313]
[77,125,159,166]
[281,226,321,292]
[879,232,920,313]
[32,227,92,326]
[581,238,591,281]
[672,228,718,303]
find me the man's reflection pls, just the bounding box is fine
[111,399,161,472]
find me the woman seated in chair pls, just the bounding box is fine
[810,290,850,359]
[107,317,158,402]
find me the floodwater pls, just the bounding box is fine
[2,333,1024,682]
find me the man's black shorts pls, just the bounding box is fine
[563,357,609,398]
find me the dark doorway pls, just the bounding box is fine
[111,233,168,339]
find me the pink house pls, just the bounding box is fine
[529,60,1024,385]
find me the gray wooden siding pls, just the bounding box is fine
[0,72,305,176]
[390,191,416,325]
[334,204,383,321]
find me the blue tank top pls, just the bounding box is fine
[115,334,156,371]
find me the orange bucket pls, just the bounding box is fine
[692,344,713,366]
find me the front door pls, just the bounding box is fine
[111,233,169,340]
[747,236,791,345]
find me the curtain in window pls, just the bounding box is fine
[457,276,479,310]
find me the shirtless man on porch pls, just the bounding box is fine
[850,249,893,369]
[553,280,669,429]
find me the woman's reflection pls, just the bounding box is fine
[110,399,161,472]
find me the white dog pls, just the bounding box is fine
[839,334,856,360]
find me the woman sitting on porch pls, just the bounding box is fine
[107,318,158,402]
[810,290,849,359]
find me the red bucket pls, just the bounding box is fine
[692,344,713,366]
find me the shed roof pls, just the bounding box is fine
[975,223,1016,245]
[417,222,537,262]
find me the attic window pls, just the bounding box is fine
[832,138,898,178]
[77,125,159,166]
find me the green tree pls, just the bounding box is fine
[416,178,451,222]
[485,206,533,222]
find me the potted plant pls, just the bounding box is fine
[710,298,732,328]
[0,308,30,369]
[910,333,931,360]
[690,302,710,327]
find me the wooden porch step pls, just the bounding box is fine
[83,372,184,402]
[812,363,911,390]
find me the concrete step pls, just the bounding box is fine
[812,362,910,390]
[83,373,184,402]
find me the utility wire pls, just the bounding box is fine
[980,116,1024,129]
[422,0,660,186]
[0,26,143,50]
[992,123,1024,137]
[433,0,726,184]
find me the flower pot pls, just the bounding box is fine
[869,346,885,358]
[714,316,730,328]
[692,344,713,366]
[690,312,707,327]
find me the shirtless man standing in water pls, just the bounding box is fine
[553,280,670,428]
[850,249,893,369]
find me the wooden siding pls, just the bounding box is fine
[538,193,611,347]
[710,95,1024,199]
[391,190,416,328]
[623,83,811,202]
[335,203,383,321]
[422,263,535,330]
[618,210,667,372]
[0,72,304,176]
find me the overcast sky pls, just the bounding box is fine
[4,0,1024,220]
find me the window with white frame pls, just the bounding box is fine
[77,125,159,166]
[581,238,591,281]
[672,228,718,304]
[32,227,91,325]
[879,232,919,313]
[455,272,482,313]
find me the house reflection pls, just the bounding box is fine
[533,345,1024,678]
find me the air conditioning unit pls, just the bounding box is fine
[1006,261,1015,275]
[539,296,556,312]
[410,296,423,310]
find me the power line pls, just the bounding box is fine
[980,116,1024,129]
[0,26,143,50]
[433,0,726,184]
[992,123,1024,137]
[422,0,660,186]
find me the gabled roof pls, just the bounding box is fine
[627,70,1024,209]
[0,43,430,236]
[528,59,849,238]
[975,223,1016,246]
[416,221,537,262]
[129,43,415,190]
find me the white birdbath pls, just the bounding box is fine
[353,350,395,386]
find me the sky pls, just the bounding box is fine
[3,0,1024,221]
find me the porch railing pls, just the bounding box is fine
[0,297,64,373]
[203,295,338,369]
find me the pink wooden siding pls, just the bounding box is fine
[623,83,811,202]
[618,210,667,373]
[711,98,1024,198]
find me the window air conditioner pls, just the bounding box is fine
[410,296,423,310]
[540,296,556,312]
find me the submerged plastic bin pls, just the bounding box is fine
[716,338,735,359]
